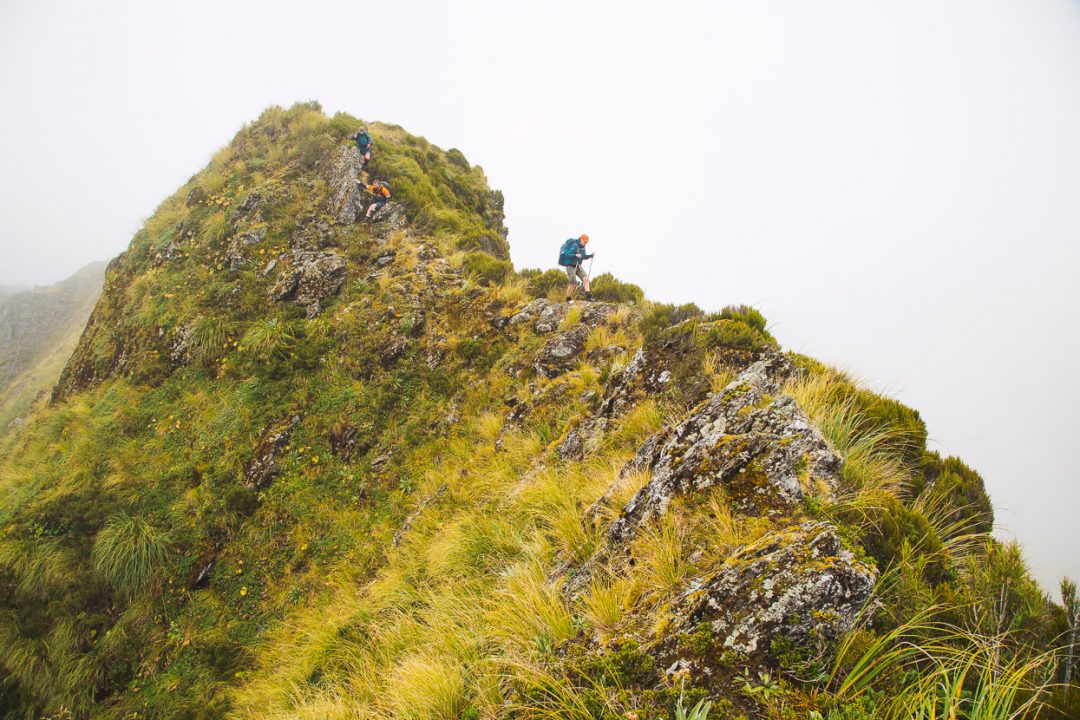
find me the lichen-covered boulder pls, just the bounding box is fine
[578,302,617,326]
[598,346,672,417]
[269,250,347,317]
[230,189,264,227]
[290,216,336,250]
[556,417,608,460]
[509,298,568,334]
[325,146,365,224]
[671,521,876,655]
[601,353,839,542]
[508,299,618,335]
[534,325,588,378]
[223,226,267,270]
[368,201,408,238]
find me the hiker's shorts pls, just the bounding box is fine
[564,264,587,283]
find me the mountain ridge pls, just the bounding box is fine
[0,102,1073,720]
[0,260,106,430]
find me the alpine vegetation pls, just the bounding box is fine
[0,103,1075,720]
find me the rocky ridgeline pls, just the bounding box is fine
[2,107,1022,720]
[552,352,876,669]
[54,145,418,399]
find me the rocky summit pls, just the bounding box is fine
[0,103,1072,720]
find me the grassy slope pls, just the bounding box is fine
[0,103,1072,720]
[0,264,105,430]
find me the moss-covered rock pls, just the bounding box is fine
[670,521,876,657]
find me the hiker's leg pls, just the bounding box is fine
[577,266,590,292]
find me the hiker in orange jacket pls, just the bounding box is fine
[361,180,391,220]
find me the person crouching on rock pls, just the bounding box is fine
[361,180,391,220]
[558,234,594,302]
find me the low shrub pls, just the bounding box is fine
[519,268,568,299]
[639,302,705,340]
[461,252,512,286]
[590,273,644,304]
[720,304,768,332]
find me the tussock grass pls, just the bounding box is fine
[580,573,633,641]
[585,323,630,353]
[382,650,469,720]
[0,536,73,596]
[488,558,575,654]
[92,511,171,596]
[702,350,736,394]
[188,314,233,365]
[636,513,689,597]
[501,656,625,720]
[199,210,229,244]
[241,317,297,358]
[830,607,1058,719]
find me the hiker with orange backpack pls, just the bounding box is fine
[359,179,391,220]
[558,234,594,302]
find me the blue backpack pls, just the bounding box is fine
[558,239,580,267]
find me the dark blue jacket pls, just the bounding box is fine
[565,238,592,263]
[354,131,372,152]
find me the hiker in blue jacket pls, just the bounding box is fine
[558,234,593,302]
[353,127,373,166]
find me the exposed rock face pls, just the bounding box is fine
[510,299,568,334]
[244,417,299,489]
[223,226,268,270]
[535,325,589,378]
[170,320,197,365]
[290,217,336,251]
[602,353,840,543]
[325,146,365,224]
[671,521,876,655]
[230,190,264,226]
[368,201,408,238]
[599,346,672,418]
[269,251,347,317]
[556,417,608,460]
[508,299,619,335]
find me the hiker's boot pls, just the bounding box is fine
[565,295,573,304]
[585,291,594,302]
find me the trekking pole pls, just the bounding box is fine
[587,255,594,281]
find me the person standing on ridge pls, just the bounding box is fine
[558,234,594,302]
[359,179,391,220]
[353,127,373,167]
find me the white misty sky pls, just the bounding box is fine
[0,0,1077,592]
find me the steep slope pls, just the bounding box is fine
[0,262,106,430]
[0,103,1072,720]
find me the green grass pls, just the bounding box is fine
[92,511,172,596]
[0,101,1070,720]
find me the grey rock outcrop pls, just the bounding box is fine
[325,146,365,224]
[510,299,568,334]
[244,416,299,489]
[670,521,876,655]
[223,226,268,270]
[368,201,408,238]
[601,353,839,543]
[508,299,619,335]
[598,346,672,418]
[534,325,589,378]
[268,251,347,317]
